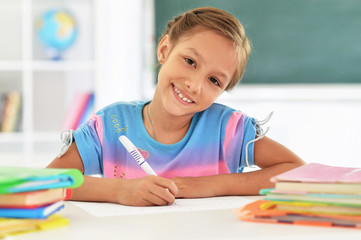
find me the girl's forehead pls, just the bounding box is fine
[175,29,235,51]
[176,29,237,59]
[175,28,221,43]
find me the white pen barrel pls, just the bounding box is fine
[119,135,135,152]
[141,162,158,176]
[119,135,158,176]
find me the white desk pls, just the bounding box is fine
[11,197,361,240]
[1,157,360,239]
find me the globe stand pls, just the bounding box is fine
[46,48,63,61]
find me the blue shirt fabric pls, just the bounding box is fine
[73,101,257,179]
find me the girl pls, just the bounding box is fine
[47,7,304,206]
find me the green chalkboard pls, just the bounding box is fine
[155,0,361,84]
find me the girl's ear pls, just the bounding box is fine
[157,35,170,64]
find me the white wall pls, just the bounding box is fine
[95,0,155,110]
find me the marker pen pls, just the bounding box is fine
[119,135,157,176]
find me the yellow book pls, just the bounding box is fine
[0,214,69,237]
[263,201,361,216]
[1,91,22,132]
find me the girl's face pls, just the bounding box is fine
[156,28,238,118]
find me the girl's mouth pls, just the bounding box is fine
[172,84,195,104]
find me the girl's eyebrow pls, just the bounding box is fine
[186,47,203,61]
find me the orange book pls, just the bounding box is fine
[0,189,71,208]
[235,200,361,229]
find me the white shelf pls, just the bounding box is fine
[0,0,98,155]
[32,60,95,71]
[0,60,95,71]
[0,61,23,71]
[0,1,153,156]
[0,132,59,143]
[32,132,60,141]
[0,132,25,143]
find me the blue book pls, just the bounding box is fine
[0,201,64,219]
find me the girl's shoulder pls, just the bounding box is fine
[202,103,241,117]
[199,103,252,125]
[208,102,237,112]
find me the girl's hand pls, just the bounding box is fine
[172,177,194,198]
[117,176,178,206]
[47,143,178,206]
[172,176,217,198]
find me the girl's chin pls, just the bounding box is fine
[163,101,195,117]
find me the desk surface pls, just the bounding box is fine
[11,197,361,240]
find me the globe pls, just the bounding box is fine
[36,9,78,60]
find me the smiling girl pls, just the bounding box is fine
[47,7,304,206]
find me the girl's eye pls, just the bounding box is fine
[209,77,220,86]
[185,58,196,67]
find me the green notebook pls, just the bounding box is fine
[0,167,84,194]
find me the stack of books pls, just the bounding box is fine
[235,163,361,229]
[0,166,84,237]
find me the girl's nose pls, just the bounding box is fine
[185,77,202,94]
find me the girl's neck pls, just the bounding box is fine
[143,101,193,144]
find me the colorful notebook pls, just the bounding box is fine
[264,201,361,215]
[0,201,64,219]
[261,188,361,207]
[235,200,361,229]
[243,163,361,229]
[0,167,83,194]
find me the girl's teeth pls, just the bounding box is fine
[174,86,192,103]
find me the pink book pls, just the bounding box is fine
[62,92,92,130]
[271,163,361,183]
[76,93,94,127]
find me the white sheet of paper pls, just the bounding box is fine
[70,196,253,217]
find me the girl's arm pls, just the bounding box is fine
[173,136,305,198]
[47,143,177,206]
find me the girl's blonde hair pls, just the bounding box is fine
[160,7,251,90]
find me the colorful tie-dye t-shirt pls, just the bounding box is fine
[73,101,257,179]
